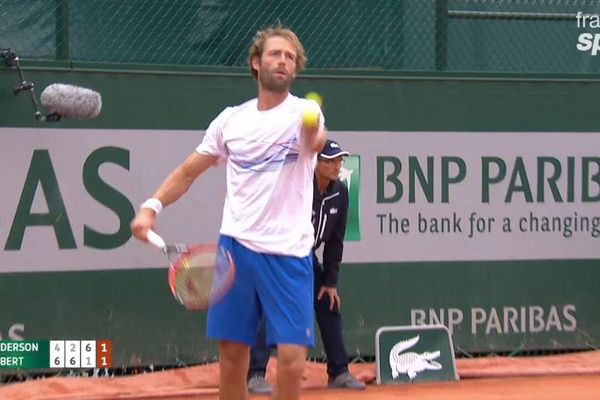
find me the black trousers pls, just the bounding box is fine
[248,262,349,379]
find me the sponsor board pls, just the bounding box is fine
[1,128,599,272]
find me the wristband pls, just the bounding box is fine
[140,198,163,215]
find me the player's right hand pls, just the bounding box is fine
[130,208,157,242]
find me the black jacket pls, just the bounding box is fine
[312,177,349,287]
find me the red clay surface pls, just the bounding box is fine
[1,351,600,399]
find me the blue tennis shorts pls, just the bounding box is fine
[206,235,315,347]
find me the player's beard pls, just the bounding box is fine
[259,68,293,93]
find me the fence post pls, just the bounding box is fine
[435,0,448,71]
[55,0,70,60]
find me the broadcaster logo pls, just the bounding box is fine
[576,11,600,55]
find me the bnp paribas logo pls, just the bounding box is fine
[340,155,361,241]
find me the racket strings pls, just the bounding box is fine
[174,265,212,309]
[170,246,235,311]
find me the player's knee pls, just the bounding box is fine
[279,357,305,378]
[276,346,306,377]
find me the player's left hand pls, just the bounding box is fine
[300,120,326,152]
[318,286,341,311]
[300,100,326,152]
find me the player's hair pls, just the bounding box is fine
[248,24,307,80]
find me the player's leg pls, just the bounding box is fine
[206,236,262,399]
[272,344,307,400]
[218,340,251,400]
[256,252,314,400]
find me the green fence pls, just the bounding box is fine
[2,0,600,73]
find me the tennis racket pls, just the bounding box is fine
[146,230,235,311]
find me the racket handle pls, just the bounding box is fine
[146,229,166,249]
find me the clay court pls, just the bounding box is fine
[2,350,600,399]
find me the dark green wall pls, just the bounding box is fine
[1,64,600,366]
[0,260,596,367]
[3,64,600,132]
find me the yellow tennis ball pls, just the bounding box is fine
[302,103,320,128]
[305,91,323,107]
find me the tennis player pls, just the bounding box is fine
[130,26,326,400]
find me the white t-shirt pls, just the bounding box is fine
[195,93,324,257]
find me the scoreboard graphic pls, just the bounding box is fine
[0,340,112,369]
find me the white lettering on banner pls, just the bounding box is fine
[410,305,577,335]
[576,12,600,55]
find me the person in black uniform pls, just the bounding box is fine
[247,139,366,394]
